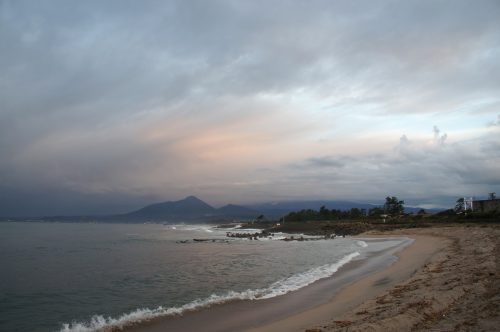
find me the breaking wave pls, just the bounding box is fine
[356,240,368,248]
[58,251,360,332]
[169,225,214,233]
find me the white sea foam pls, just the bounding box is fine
[261,251,360,298]
[356,240,368,248]
[258,235,287,241]
[58,251,360,332]
[233,228,262,232]
[171,225,215,233]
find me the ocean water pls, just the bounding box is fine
[0,222,407,332]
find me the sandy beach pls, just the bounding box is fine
[128,226,499,332]
[253,226,500,332]
[125,225,499,332]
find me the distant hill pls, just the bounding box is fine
[120,196,259,222]
[215,204,259,218]
[125,196,216,221]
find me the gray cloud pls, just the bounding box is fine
[290,156,348,169]
[1,0,499,215]
[246,126,500,209]
[487,115,500,127]
[432,126,447,146]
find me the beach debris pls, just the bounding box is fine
[332,320,353,328]
[176,239,229,244]
[225,230,274,240]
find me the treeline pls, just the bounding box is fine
[281,197,406,222]
[283,206,369,222]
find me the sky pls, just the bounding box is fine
[1,0,500,216]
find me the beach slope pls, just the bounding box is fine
[255,226,499,332]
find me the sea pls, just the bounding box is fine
[0,222,410,332]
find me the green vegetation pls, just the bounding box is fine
[282,206,368,222]
[455,198,465,212]
[249,195,500,236]
[282,196,406,222]
[429,209,500,223]
[383,196,405,215]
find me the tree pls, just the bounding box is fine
[455,198,465,212]
[368,207,384,217]
[319,205,330,219]
[349,208,365,218]
[383,196,405,215]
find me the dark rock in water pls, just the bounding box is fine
[226,230,271,239]
[192,238,230,243]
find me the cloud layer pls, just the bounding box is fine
[1,0,499,216]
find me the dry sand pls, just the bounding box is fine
[251,226,500,332]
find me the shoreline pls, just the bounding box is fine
[125,226,500,332]
[127,236,428,332]
[265,226,499,332]
[247,233,445,332]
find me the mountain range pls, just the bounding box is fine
[3,195,438,223]
[124,195,258,221]
[123,196,440,221]
[117,195,377,222]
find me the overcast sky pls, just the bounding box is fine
[1,0,499,216]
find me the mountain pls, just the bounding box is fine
[125,196,216,221]
[122,196,260,222]
[215,204,259,218]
